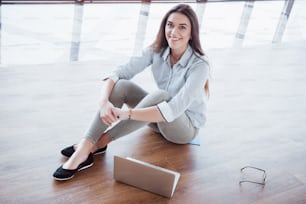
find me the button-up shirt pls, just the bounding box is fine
[106,45,209,128]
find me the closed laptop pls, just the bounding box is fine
[113,155,180,198]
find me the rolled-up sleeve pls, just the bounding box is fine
[102,74,119,83]
[157,60,209,122]
[156,101,174,122]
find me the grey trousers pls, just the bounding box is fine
[84,79,198,144]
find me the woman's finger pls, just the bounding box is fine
[101,116,111,126]
[107,109,117,122]
[111,107,121,119]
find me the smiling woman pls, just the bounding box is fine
[53,4,210,181]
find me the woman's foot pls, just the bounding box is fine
[53,153,94,181]
[54,138,95,180]
[61,145,107,157]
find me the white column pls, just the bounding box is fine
[70,2,84,61]
[132,1,151,56]
[272,0,295,43]
[233,0,254,48]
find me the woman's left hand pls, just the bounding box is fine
[112,107,130,120]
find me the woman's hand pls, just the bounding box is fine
[112,107,130,120]
[99,100,118,126]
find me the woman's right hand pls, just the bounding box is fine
[99,100,118,126]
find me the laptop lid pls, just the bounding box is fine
[113,155,180,198]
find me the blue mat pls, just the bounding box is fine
[188,135,200,146]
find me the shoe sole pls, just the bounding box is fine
[78,162,94,171]
[53,162,94,181]
[93,149,106,156]
[54,175,75,181]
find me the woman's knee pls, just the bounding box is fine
[110,79,148,108]
[108,80,127,106]
[136,89,171,108]
[109,79,135,103]
[112,79,131,92]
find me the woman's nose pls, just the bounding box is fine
[171,28,178,36]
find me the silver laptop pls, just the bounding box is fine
[113,155,180,198]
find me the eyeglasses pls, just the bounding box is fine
[239,166,266,186]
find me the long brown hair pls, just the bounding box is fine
[151,4,210,96]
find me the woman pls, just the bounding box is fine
[53,4,210,181]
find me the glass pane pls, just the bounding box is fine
[243,1,283,46]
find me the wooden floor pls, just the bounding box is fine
[1,42,306,203]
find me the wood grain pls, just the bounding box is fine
[1,43,306,203]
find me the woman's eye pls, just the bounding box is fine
[179,26,186,30]
[167,22,173,27]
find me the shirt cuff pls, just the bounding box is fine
[102,74,119,83]
[157,101,175,122]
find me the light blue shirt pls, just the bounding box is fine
[107,45,209,128]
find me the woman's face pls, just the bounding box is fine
[165,12,192,54]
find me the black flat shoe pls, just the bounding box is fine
[61,145,107,157]
[53,153,94,181]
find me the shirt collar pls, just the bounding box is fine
[162,45,193,67]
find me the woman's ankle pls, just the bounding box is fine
[63,152,88,170]
[63,139,94,169]
[96,134,112,149]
